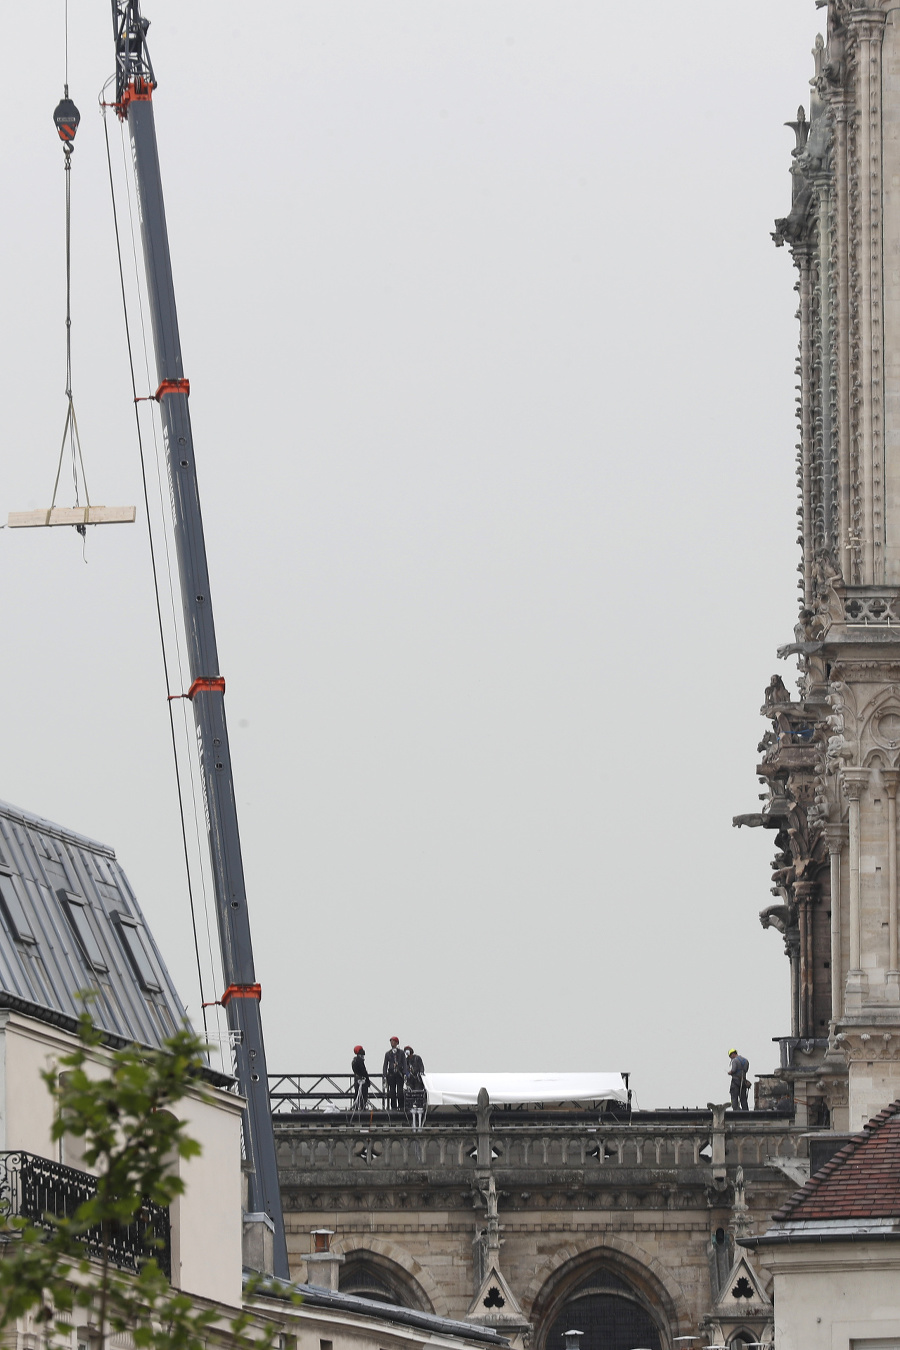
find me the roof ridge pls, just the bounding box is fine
[0,798,116,858]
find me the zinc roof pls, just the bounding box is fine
[771,1099,900,1223]
[0,797,187,1048]
[254,1277,509,1345]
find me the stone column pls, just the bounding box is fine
[813,169,835,546]
[706,1102,727,1182]
[840,1029,900,1131]
[859,18,876,581]
[823,824,848,1023]
[797,245,815,607]
[842,768,870,1003]
[476,1087,492,1167]
[849,14,887,581]
[833,101,853,567]
[795,881,818,1038]
[786,930,801,1039]
[883,770,900,999]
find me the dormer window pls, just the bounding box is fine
[113,914,161,992]
[59,892,108,972]
[0,869,35,943]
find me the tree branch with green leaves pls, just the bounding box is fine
[0,1010,294,1350]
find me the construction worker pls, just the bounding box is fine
[382,1036,405,1112]
[728,1048,750,1111]
[404,1045,426,1130]
[351,1045,370,1111]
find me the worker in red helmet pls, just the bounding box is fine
[351,1045,370,1112]
[383,1036,405,1113]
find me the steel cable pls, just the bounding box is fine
[112,110,223,1047]
[117,117,226,1061]
[101,96,211,1043]
[50,130,91,527]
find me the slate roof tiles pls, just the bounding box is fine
[772,1098,900,1222]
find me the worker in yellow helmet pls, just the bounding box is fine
[728,1048,750,1111]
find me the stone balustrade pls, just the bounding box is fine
[275,1117,801,1179]
[843,587,900,624]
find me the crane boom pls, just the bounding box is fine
[111,0,289,1279]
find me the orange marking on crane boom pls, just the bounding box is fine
[187,676,225,700]
[155,378,190,400]
[116,78,155,118]
[221,984,262,1006]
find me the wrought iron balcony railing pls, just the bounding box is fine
[0,1151,171,1280]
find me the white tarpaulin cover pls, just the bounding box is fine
[421,1072,628,1107]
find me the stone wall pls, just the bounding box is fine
[276,1107,802,1347]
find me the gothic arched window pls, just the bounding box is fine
[339,1264,401,1304]
[543,1271,663,1350]
[338,1252,432,1312]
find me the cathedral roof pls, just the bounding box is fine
[771,1099,900,1225]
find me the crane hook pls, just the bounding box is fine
[53,94,80,146]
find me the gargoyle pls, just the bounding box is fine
[773,184,813,247]
[798,114,830,173]
[760,903,793,934]
[764,674,791,708]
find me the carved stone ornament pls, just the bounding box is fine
[840,767,869,801]
[833,1030,896,1062]
[871,709,900,752]
[816,1072,849,1109]
[701,1244,774,1350]
[466,1263,531,1334]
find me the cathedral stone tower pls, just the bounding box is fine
[738,0,900,1133]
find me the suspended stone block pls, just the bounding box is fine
[7,506,136,528]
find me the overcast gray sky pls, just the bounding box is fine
[0,2,818,1108]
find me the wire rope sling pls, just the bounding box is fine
[6,77,135,537]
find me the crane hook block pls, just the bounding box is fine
[53,98,81,144]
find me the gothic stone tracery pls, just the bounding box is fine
[739,0,900,1133]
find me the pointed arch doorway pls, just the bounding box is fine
[543,1271,663,1350]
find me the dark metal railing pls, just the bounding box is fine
[269,1073,386,1113]
[0,1151,171,1279]
[268,1074,633,1118]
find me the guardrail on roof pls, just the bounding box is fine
[268,1073,634,1117]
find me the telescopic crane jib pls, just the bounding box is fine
[109,0,289,1278]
